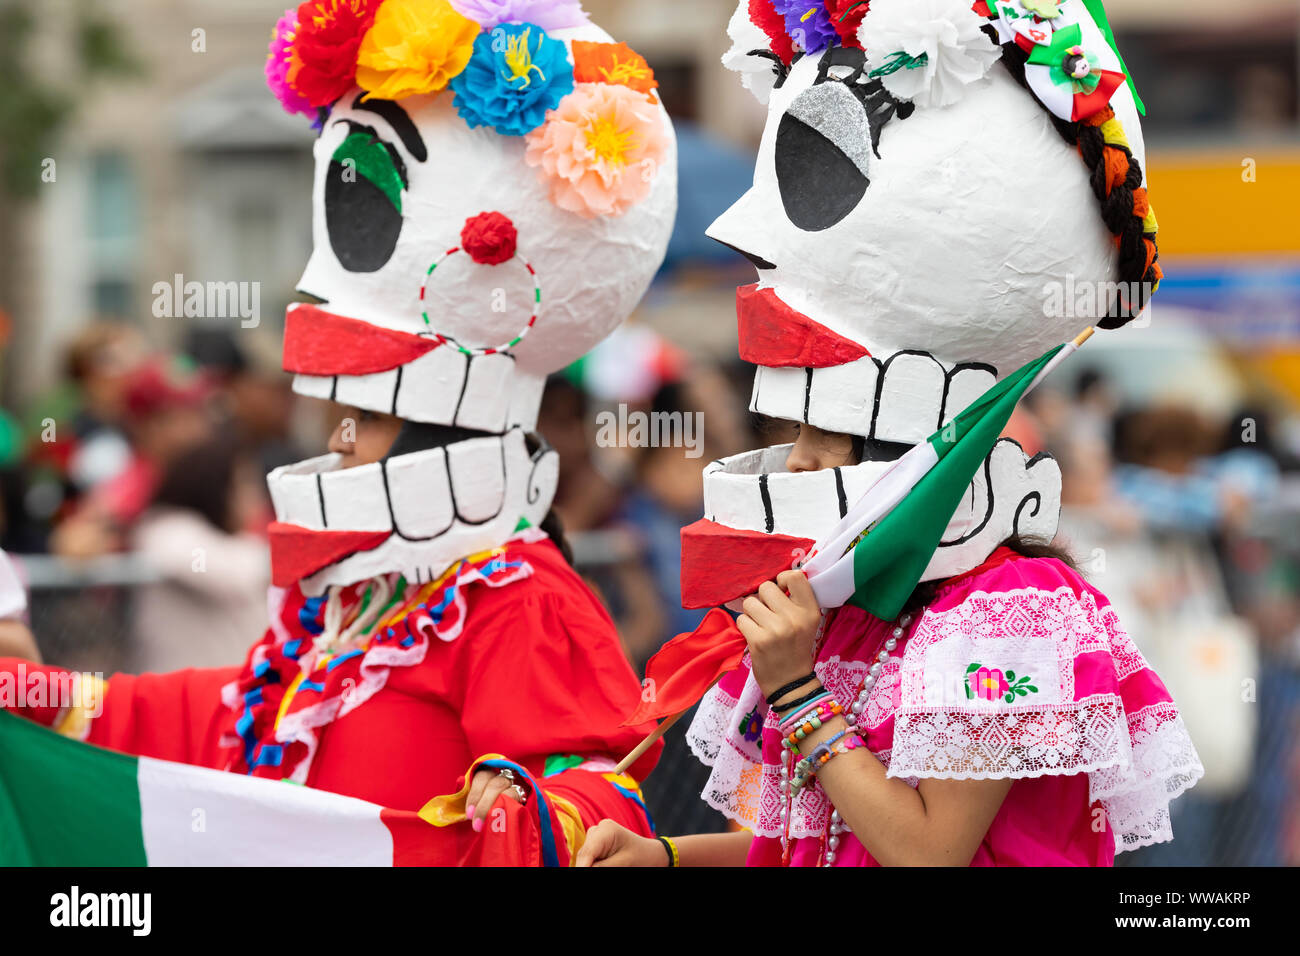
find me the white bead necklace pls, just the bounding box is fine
[812,612,913,867]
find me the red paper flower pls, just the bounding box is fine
[826,0,867,49]
[460,211,518,264]
[749,0,795,64]
[288,0,382,108]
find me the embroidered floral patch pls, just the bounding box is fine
[739,707,763,743]
[964,664,1038,703]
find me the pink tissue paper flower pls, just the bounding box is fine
[266,8,316,118]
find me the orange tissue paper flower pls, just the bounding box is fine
[356,0,479,101]
[571,41,658,98]
[524,83,669,219]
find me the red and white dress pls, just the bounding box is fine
[4,534,660,865]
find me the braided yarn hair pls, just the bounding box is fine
[993,27,1161,328]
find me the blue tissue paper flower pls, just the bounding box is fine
[450,23,575,137]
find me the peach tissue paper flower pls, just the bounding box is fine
[524,83,669,219]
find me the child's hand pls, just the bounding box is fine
[737,570,822,701]
[576,820,669,867]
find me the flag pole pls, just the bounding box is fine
[1026,326,1096,394]
[615,707,689,775]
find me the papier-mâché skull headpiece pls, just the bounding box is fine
[683,0,1159,608]
[263,0,676,593]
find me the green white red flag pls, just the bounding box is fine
[802,339,1079,620]
[0,710,440,865]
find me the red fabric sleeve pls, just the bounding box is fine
[83,666,240,767]
[0,660,73,727]
[0,656,237,766]
[459,589,662,783]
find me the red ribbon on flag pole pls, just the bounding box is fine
[620,608,747,726]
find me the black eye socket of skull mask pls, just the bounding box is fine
[774,47,913,233]
[322,99,428,274]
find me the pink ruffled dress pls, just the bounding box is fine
[686,548,1204,866]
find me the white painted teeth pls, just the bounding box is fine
[266,452,337,529]
[751,365,809,423]
[394,348,466,423]
[875,354,946,445]
[446,437,506,523]
[943,365,998,425]
[385,447,453,538]
[333,368,399,414]
[293,374,334,401]
[808,358,877,435]
[319,461,391,532]
[268,433,514,536]
[748,352,998,445]
[702,446,894,542]
[291,348,516,431]
[455,353,512,433]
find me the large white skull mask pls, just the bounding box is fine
[266,20,677,594]
[682,0,1150,608]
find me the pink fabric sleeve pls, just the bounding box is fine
[886,555,1203,852]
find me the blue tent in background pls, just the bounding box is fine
[659,121,755,273]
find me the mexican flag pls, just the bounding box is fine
[0,710,442,866]
[802,338,1081,620]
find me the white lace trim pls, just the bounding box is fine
[888,696,1203,851]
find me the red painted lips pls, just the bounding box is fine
[268,522,390,587]
[735,284,870,369]
[282,303,440,377]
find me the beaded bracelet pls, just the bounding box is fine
[796,728,851,774]
[790,730,866,795]
[778,693,833,732]
[779,696,842,735]
[781,698,844,755]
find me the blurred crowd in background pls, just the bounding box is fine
[1,0,1299,863]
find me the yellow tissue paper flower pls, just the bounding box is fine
[356,0,479,101]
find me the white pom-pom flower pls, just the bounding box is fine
[722,0,779,105]
[859,0,1002,109]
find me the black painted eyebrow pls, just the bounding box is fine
[809,44,914,159]
[350,94,428,163]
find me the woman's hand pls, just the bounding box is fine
[737,570,823,700]
[576,819,668,867]
[464,767,528,832]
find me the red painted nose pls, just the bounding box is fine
[460,211,518,265]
